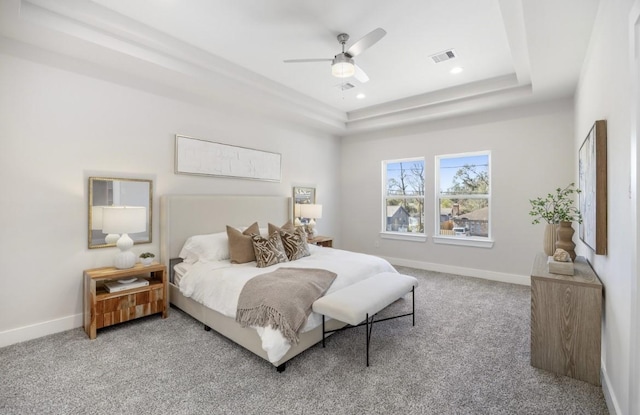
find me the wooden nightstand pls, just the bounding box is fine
[308,236,333,247]
[84,262,167,339]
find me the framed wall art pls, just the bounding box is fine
[578,120,607,255]
[175,135,281,182]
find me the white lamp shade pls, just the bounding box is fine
[102,206,146,234]
[294,203,302,218]
[300,204,322,219]
[91,206,104,230]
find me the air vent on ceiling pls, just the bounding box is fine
[430,49,457,63]
[336,82,355,91]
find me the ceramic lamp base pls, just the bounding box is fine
[114,251,136,269]
[114,233,136,269]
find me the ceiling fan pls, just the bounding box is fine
[283,28,387,83]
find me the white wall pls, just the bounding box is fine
[0,46,341,346]
[340,98,575,280]
[574,0,636,413]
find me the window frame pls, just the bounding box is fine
[380,157,427,242]
[433,151,494,248]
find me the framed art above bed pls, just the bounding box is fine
[174,135,281,182]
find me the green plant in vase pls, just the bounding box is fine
[139,252,155,266]
[529,183,582,259]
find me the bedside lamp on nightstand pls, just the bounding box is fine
[300,204,322,237]
[102,206,146,269]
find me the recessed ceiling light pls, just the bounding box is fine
[450,67,464,74]
[356,93,366,99]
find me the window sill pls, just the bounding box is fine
[432,235,494,248]
[380,232,427,242]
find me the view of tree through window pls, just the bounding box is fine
[437,153,490,238]
[383,158,425,233]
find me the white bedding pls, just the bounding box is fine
[175,245,397,362]
[173,261,190,286]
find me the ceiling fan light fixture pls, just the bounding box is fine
[331,54,355,78]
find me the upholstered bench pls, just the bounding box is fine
[312,272,418,366]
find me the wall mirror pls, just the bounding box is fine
[88,177,153,249]
[292,186,315,220]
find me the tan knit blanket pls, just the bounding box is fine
[236,267,337,344]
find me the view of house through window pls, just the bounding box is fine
[383,158,425,233]
[437,152,490,238]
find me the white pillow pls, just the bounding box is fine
[179,232,230,264]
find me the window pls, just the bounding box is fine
[382,158,425,237]
[435,152,492,246]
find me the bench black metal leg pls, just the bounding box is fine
[322,315,326,348]
[365,313,375,367]
[412,286,415,326]
[366,313,369,367]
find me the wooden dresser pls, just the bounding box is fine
[530,253,602,385]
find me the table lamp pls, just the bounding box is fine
[300,204,322,237]
[102,206,147,269]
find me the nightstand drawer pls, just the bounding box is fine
[95,286,164,329]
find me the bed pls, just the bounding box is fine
[159,195,397,370]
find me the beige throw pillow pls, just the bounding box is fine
[227,222,260,264]
[267,220,295,235]
[251,232,289,268]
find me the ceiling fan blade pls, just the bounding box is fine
[283,58,332,63]
[346,28,386,57]
[353,65,369,83]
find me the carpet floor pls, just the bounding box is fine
[0,267,608,414]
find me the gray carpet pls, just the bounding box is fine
[0,267,608,415]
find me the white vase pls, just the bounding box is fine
[141,257,154,266]
[543,223,557,256]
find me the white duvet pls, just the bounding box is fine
[177,245,397,362]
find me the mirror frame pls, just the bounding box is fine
[292,186,316,219]
[88,177,153,249]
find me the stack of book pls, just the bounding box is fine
[104,278,149,293]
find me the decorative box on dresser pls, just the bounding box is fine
[84,262,168,339]
[530,253,602,385]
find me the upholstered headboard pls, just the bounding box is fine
[159,195,291,269]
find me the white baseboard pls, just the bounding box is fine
[0,313,83,348]
[601,362,621,415]
[382,256,531,286]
